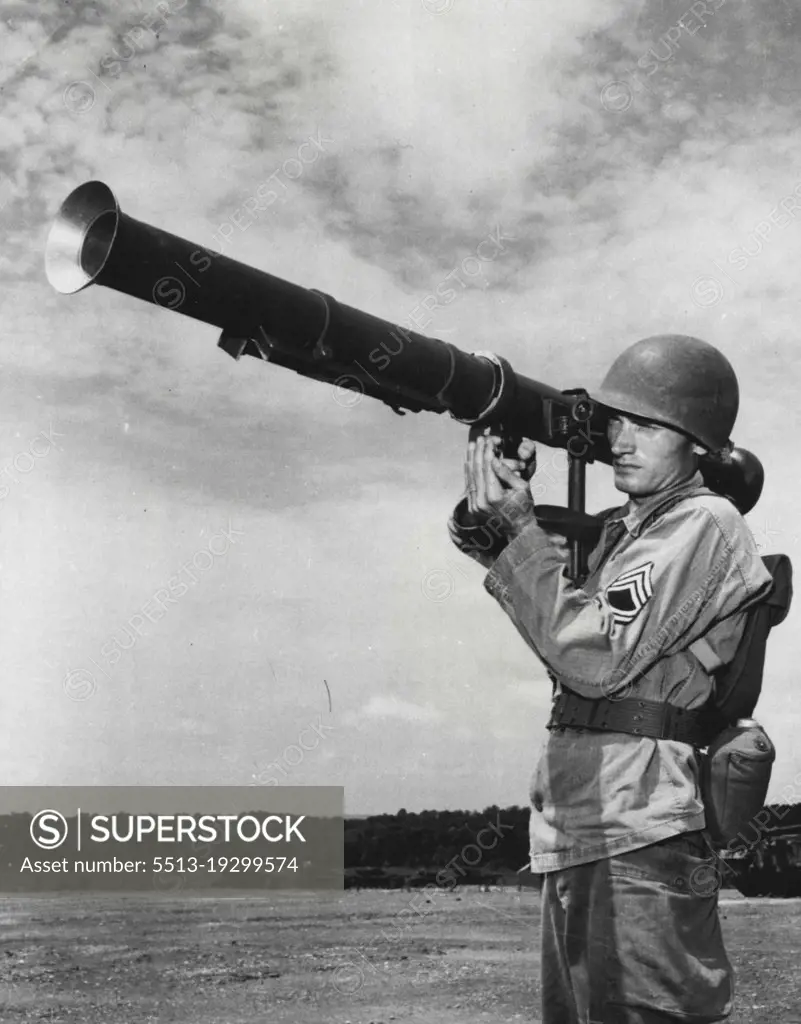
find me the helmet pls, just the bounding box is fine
[593,335,739,452]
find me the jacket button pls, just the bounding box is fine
[755,739,769,752]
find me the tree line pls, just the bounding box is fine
[344,805,530,888]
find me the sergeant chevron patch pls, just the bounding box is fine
[605,562,654,625]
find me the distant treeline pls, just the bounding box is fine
[343,803,801,889]
[344,805,530,888]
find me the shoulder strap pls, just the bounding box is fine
[711,553,793,721]
[632,487,793,723]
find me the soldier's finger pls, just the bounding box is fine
[518,439,537,482]
[470,436,482,510]
[465,430,482,511]
[480,437,500,508]
[493,458,528,492]
[482,437,506,503]
[465,447,477,512]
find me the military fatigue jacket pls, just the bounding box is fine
[449,471,772,871]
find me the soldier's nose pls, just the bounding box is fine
[609,421,636,454]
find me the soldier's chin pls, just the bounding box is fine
[612,466,644,494]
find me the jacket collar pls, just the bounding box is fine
[607,470,706,538]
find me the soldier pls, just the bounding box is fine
[450,335,773,1024]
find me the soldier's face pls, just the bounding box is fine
[607,413,697,497]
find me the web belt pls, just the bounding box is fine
[548,690,720,748]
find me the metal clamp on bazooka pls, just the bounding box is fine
[44,181,764,579]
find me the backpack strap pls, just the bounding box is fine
[703,553,793,723]
[619,490,792,724]
[548,488,793,745]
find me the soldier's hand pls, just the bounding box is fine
[465,428,536,536]
[507,438,537,482]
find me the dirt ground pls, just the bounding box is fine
[0,889,799,1023]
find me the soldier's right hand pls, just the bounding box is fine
[464,428,537,492]
[464,428,538,534]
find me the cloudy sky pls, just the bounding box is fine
[1,0,800,814]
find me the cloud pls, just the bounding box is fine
[346,694,445,725]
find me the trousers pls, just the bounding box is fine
[539,831,733,1023]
